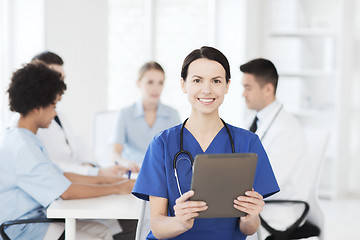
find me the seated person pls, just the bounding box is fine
[240,58,306,239]
[111,61,181,172]
[110,61,181,239]
[0,62,135,240]
[30,51,125,177]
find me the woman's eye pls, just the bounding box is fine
[193,79,201,83]
[213,79,221,83]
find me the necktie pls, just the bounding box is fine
[249,116,258,133]
[54,115,63,128]
[54,115,70,146]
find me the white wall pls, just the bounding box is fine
[244,0,360,198]
[0,0,10,133]
[0,0,44,133]
[42,0,248,147]
[335,0,360,197]
[44,0,108,144]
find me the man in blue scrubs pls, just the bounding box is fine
[0,62,135,240]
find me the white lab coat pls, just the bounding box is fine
[244,101,307,239]
[36,112,99,176]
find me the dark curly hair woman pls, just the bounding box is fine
[8,61,66,119]
[0,61,135,240]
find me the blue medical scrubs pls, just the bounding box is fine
[132,123,279,240]
[111,101,181,164]
[0,128,71,240]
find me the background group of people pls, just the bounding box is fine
[0,46,309,240]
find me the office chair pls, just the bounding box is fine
[259,127,329,240]
[92,110,118,167]
[135,200,151,240]
[0,218,65,240]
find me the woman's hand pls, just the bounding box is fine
[99,165,129,177]
[127,161,140,173]
[173,190,208,231]
[116,179,136,194]
[234,189,264,235]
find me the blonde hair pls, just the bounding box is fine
[137,61,165,82]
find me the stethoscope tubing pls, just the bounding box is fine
[173,118,235,195]
[260,104,283,141]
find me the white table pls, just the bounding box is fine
[47,194,142,240]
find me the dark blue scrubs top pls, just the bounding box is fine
[133,124,279,240]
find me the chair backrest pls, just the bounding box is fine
[135,200,151,240]
[300,127,330,240]
[92,110,118,167]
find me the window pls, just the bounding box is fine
[108,0,246,125]
[0,0,10,133]
[0,0,44,133]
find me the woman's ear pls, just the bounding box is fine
[181,78,187,93]
[225,79,231,94]
[32,107,41,120]
[136,80,141,88]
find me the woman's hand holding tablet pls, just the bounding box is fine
[173,190,208,230]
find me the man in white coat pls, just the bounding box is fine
[240,58,307,239]
[30,51,135,239]
[32,51,126,177]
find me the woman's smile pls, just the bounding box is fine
[198,98,215,104]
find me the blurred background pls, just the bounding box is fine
[0,0,359,238]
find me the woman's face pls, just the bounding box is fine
[181,58,230,116]
[137,69,165,104]
[37,95,60,129]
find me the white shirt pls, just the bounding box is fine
[36,112,99,176]
[245,100,307,238]
[254,100,305,200]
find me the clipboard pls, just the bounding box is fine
[190,153,257,218]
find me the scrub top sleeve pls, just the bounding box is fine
[132,137,168,201]
[16,145,71,207]
[250,136,280,199]
[111,109,126,144]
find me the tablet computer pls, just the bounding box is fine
[190,153,257,218]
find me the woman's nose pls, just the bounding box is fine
[202,83,211,94]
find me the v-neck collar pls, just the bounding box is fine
[133,100,171,130]
[183,126,226,153]
[133,100,170,118]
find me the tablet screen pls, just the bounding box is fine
[190,153,257,218]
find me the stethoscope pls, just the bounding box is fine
[259,104,283,141]
[173,118,235,196]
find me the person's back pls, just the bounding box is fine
[0,62,72,239]
[0,127,71,239]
